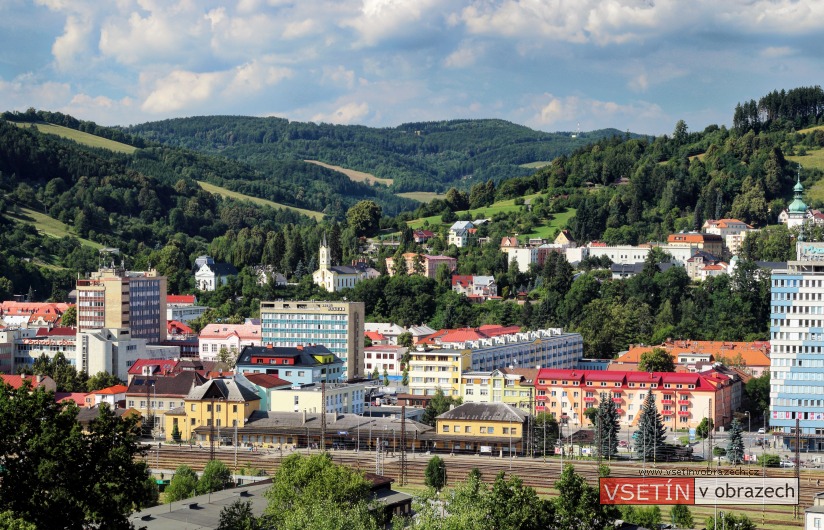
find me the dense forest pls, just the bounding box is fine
[3,85,824,357]
[123,115,634,192]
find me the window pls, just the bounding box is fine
[464,426,471,433]
[442,425,449,432]
[454,426,460,433]
[233,405,238,413]
[191,404,196,411]
[488,427,494,434]
[511,428,517,436]
[480,427,487,434]
[503,427,509,434]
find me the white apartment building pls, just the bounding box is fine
[198,322,263,361]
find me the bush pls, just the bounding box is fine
[758,453,781,467]
[197,460,232,494]
[425,456,447,491]
[165,465,199,502]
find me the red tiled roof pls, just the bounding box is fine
[451,275,474,287]
[167,294,196,304]
[36,326,76,337]
[479,325,521,337]
[365,331,386,341]
[586,372,627,382]
[56,392,88,406]
[536,369,585,381]
[127,358,181,376]
[0,375,50,389]
[167,320,194,335]
[618,340,770,367]
[439,329,487,343]
[625,372,661,383]
[535,368,725,391]
[242,373,292,389]
[92,384,128,395]
[199,323,261,340]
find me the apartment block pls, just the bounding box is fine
[260,300,365,379]
[407,348,471,398]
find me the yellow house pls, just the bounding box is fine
[460,368,536,412]
[407,348,472,399]
[164,377,261,442]
[431,402,527,456]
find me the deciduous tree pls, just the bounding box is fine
[638,347,675,372]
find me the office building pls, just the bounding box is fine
[76,267,167,344]
[769,242,824,450]
[260,300,365,379]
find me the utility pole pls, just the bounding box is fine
[209,398,216,461]
[399,406,408,486]
[320,382,327,451]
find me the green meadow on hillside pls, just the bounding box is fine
[13,122,137,154]
[196,180,325,221]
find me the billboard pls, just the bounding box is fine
[599,477,798,506]
[798,242,824,261]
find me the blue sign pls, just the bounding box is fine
[689,428,696,442]
[338,431,348,435]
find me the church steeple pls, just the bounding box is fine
[789,165,807,214]
[319,233,331,270]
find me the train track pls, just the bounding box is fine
[143,445,820,527]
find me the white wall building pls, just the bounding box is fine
[198,322,263,361]
[364,345,408,379]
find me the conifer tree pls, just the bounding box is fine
[596,393,620,458]
[726,418,745,465]
[634,392,667,463]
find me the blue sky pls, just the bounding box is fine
[1,0,823,135]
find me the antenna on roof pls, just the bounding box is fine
[571,122,580,139]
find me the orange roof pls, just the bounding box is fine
[668,233,722,244]
[0,301,70,316]
[365,331,386,341]
[167,294,197,304]
[618,340,770,367]
[199,322,261,340]
[56,392,89,406]
[0,374,52,389]
[92,384,128,395]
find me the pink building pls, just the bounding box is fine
[385,253,457,279]
[199,322,262,361]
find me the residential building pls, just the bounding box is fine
[235,372,292,411]
[702,218,756,257]
[198,321,263,361]
[805,492,824,530]
[364,345,408,379]
[0,301,70,328]
[407,347,471,398]
[126,358,182,383]
[236,344,346,385]
[587,243,651,265]
[0,374,57,392]
[251,265,287,287]
[260,300,365,379]
[126,370,208,433]
[77,328,179,381]
[610,262,675,280]
[167,294,196,306]
[413,230,435,244]
[364,322,406,344]
[85,384,128,408]
[163,377,261,442]
[194,256,238,291]
[76,266,167,344]
[615,339,771,377]
[554,230,576,248]
[502,246,538,273]
[265,381,368,415]
[685,250,724,280]
[460,368,536,411]
[11,327,76,369]
[500,236,519,251]
[385,253,457,279]
[364,331,390,346]
[448,221,475,248]
[0,330,12,373]
[667,233,724,258]
[429,402,527,455]
[769,241,824,450]
[533,368,741,430]
[312,235,368,292]
[451,275,498,300]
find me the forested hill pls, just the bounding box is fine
[124,116,635,193]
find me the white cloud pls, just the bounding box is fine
[311,101,370,124]
[760,46,794,59]
[343,0,450,47]
[52,15,94,71]
[141,69,224,114]
[530,92,664,131]
[224,61,293,95]
[321,66,356,89]
[282,18,318,39]
[443,41,485,68]
[0,75,73,109]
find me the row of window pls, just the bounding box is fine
[441,424,517,435]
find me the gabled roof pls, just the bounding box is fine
[91,384,128,395]
[242,373,292,389]
[56,392,88,406]
[237,344,342,367]
[127,371,208,397]
[449,221,474,231]
[35,326,76,337]
[451,275,474,287]
[365,331,386,341]
[499,367,539,386]
[668,233,723,244]
[436,402,527,422]
[167,320,194,335]
[187,378,261,402]
[618,340,770,367]
[127,358,181,376]
[0,374,54,390]
[199,322,261,340]
[500,236,519,248]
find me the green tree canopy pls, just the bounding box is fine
[346,200,382,237]
[553,464,616,530]
[638,347,675,372]
[198,459,233,494]
[0,382,154,528]
[263,453,381,530]
[421,388,461,426]
[165,465,199,503]
[634,392,667,463]
[217,499,260,530]
[85,371,123,392]
[424,456,447,491]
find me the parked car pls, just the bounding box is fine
[618,440,628,448]
[757,427,766,434]
[780,461,795,468]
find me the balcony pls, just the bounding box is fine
[536,395,548,402]
[678,400,690,405]
[661,399,674,405]
[584,397,596,403]
[678,410,690,416]
[616,409,624,415]
[535,405,546,411]
[662,410,674,416]
[612,397,623,403]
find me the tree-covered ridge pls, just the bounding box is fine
[2,108,148,148]
[124,115,636,193]
[733,85,824,133]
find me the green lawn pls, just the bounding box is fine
[396,191,448,203]
[196,181,325,221]
[522,208,577,239]
[13,122,137,154]
[407,193,543,229]
[304,160,394,186]
[520,161,552,169]
[797,124,824,134]
[5,206,103,249]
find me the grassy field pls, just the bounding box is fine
[407,193,544,229]
[12,122,137,154]
[304,160,394,187]
[788,148,824,204]
[520,161,552,169]
[522,208,577,239]
[396,191,448,203]
[196,181,325,221]
[798,125,824,134]
[5,206,103,249]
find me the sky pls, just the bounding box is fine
[1,0,823,136]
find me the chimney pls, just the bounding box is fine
[36,375,43,384]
